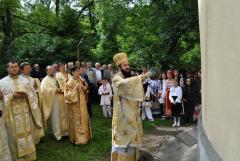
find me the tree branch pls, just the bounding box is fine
[11,31,36,42]
[25,2,36,9]
[76,0,95,20]
[12,14,56,32]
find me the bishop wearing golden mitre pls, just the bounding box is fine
[111,53,150,161]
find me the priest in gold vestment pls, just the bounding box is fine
[111,53,150,161]
[65,66,92,145]
[20,62,44,144]
[41,65,68,140]
[0,89,12,161]
[0,62,38,161]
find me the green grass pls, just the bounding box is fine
[142,117,172,132]
[36,105,112,161]
[36,105,172,161]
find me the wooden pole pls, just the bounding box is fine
[77,37,84,62]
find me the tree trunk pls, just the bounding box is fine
[88,6,96,32]
[0,8,12,64]
[55,0,60,16]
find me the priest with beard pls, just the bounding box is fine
[111,53,151,161]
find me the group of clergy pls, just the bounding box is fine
[0,52,200,161]
[0,61,92,161]
[0,52,153,161]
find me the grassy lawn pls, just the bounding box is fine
[36,105,171,161]
[143,117,172,132]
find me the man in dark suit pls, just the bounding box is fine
[31,63,45,80]
[82,68,93,118]
[103,64,114,84]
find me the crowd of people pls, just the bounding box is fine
[0,55,201,161]
[140,68,202,127]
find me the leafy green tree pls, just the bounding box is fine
[0,0,200,77]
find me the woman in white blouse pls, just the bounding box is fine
[169,79,183,127]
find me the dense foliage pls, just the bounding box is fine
[0,0,200,76]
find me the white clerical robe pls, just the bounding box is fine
[41,76,68,140]
[0,75,37,161]
[20,75,44,144]
[0,98,12,161]
[111,72,145,161]
[55,72,69,135]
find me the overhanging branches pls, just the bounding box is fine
[12,14,57,32]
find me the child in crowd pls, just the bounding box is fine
[169,79,183,127]
[158,72,167,118]
[141,82,154,121]
[98,78,113,118]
